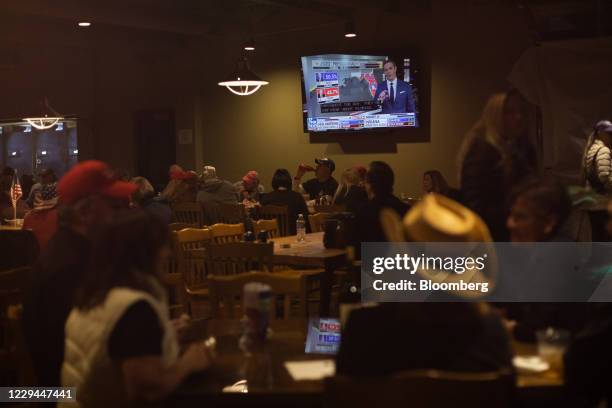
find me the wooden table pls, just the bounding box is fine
[271,232,346,316]
[171,319,564,407]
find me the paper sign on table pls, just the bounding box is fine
[284,360,336,381]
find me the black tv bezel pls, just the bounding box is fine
[299,50,430,141]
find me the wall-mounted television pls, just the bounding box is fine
[300,53,420,133]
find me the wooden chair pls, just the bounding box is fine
[216,202,246,224]
[209,223,245,244]
[205,241,274,276]
[0,267,35,385]
[172,228,213,315]
[308,212,329,233]
[314,204,346,213]
[171,202,204,227]
[208,271,307,320]
[168,222,195,232]
[253,219,280,238]
[324,369,513,408]
[259,205,290,237]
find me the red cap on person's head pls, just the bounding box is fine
[58,160,138,204]
[353,165,367,180]
[242,171,259,189]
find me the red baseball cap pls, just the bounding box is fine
[58,160,138,204]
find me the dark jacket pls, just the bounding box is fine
[334,185,369,213]
[302,177,339,200]
[460,137,537,241]
[22,227,90,386]
[336,303,513,376]
[140,193,172,224]
[260,189,309,235]
[355,194,409,245]
[196,178,239,225]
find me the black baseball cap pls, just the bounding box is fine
[315,158,335,172]
[595,120,612,133]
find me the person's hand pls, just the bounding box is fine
[171,314,191,338]
[296,164,314,179]
[378,90,388,103]
[183,342,213,372]
[502,318,517,335]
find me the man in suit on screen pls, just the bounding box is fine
[373,60,416,114]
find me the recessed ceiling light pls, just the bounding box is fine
[344,20,357,38]
[78,22,92,27]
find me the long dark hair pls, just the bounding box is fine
[423,170,449,195]
[75,210,170,310]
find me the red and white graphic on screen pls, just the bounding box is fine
[361,73,378,97]
[323,87,339,97]
[10,175,22,203]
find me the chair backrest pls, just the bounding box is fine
[308,212,329,233]
[253,219,280,238]
[205,241,274,276]
[324,369,513,408]
[314,204,346,213]
[171,202,204,228]
[209,223,245,244]
[168,222,195,232]
[173,228,212,289]
[208,271,306,320]
[216,202,246,224]
[0,267,35,385]
[259,205,290,237]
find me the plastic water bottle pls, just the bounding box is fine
[296,214,306,242]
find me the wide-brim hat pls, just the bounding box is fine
[380,194,497,299]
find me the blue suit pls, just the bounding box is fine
[373,79,416,114]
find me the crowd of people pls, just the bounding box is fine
[3,88,612,406]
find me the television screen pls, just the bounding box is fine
[300,54,419,133]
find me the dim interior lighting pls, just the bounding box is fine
[218,57,268,96]
[40,150,48,156]
[344,20,357,38]
[73,149,79,154]
[11,151,18,157]
[78,22,91,27]
[23,98,64,130]
[243,38,255,51]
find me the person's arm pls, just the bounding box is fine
[293,165,309,193]
[121,344,212,402]
[594,146,612,190]
[108,301,212,403]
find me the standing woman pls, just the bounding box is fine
[459,89,538,241]
[61,211,212,407]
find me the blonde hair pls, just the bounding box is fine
[130,176,154,195]
[457,90,530,183]
[333,168,361,203]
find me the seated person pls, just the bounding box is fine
[355,161,410,245]
[196,166,239,225]
[422,170,461,201]
[502,177,588,342]
[293,158,339,200]
[62,211,212,406]
[261,169,309,235]
[332,167,368,213]
[338,196,513,376]
[26,168,58,207]
[234,170,265,203]
[23,183,60,250]
[131,176,172,224]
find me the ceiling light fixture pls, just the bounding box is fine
[244,39,255,51]
[78,22,92,27]
[23,98,64,130]
[218,57,268,96]
[344,20,357,38]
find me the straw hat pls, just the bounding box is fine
[380,194,497,298]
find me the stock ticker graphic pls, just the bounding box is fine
[302,54,418,132]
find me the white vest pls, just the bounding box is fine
[60,283,179,408]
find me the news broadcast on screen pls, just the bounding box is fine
[300,54,419,132]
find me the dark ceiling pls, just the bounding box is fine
[3,0,611,42]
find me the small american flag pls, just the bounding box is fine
[10,174,22,205]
